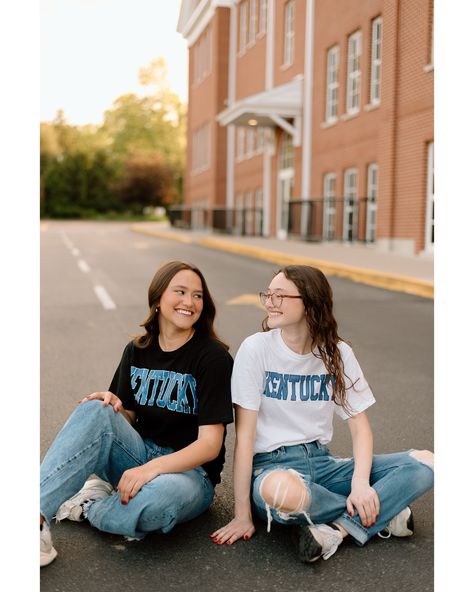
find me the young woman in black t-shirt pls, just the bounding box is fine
[40,261,234,567]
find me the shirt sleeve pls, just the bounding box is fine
[231,335,265,411]
[108,342,135,411]
[334,343,376,420]
[195,343,234,426]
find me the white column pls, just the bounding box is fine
[301,0,315,236]
[226,1,238,229]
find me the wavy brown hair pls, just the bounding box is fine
[262,265,356,414]
[134,260,228,350]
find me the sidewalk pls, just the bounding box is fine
[131,221,434,299]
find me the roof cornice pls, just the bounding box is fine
[178,0,234,47]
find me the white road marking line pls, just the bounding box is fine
[59,231,74,250]
[94,285,116,310]
[77,259,90,273]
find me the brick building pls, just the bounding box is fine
[177,0,434,255]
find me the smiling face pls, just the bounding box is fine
[158,269,204,333]
[264,272,306,331]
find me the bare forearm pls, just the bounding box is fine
[233,439,254,519]
[145,437,220,477]
[349,413,374,482]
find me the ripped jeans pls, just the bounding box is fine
[40,400,215,540]
[251,440,434,545]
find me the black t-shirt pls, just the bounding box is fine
[109,333,234,486]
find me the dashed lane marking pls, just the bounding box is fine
[93,285,116,310]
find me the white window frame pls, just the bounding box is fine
[323,172,337,240]
[235,192,244,234]
[424,142,434,252]
[325,45,339,123]
[255,187,263,235]
[346,31,362,115]
[256,127,265,153]
[366,163,378,242]
[343,168,358,241]
[246,128,255,158]
[236,127,245,161]
[283,1,295,67]
[370,17,382,105]
[239,1,248,54]
[249,0,257,46]
[244,191,254,235]
[259,0,267,36]
[192,27,211,86]
[192,123,210,174]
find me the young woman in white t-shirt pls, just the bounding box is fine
[211,264,434,563]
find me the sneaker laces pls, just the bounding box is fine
[311,524,343,560]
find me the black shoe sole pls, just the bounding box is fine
[297,526,323,563]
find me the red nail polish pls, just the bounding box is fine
[121,500,127,505]
[243,536,249,541]
[226,541,232,545]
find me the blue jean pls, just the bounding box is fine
[40,401,215,540]
[251,440,434,545]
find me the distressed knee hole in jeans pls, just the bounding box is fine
[259,468,314,532]
[409,449,434,470]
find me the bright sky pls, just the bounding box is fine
[41,0,188,125]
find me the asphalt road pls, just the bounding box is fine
[40,221,434,592]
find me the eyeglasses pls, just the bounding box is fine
[259,292,302,307]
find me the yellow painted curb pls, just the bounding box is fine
[198,237,434,300]
[129,224,433,299]
[130,224,193,244]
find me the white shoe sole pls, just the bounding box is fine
[40,546,58,567]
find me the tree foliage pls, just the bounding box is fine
[40,58,186,218]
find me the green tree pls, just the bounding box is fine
[117,152,177,215]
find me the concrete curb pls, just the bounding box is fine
[131,224,434,300]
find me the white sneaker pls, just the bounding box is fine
[40,522,58,567]
[378,506,414,538]
[298,523,343,563]
[55,475,113,522]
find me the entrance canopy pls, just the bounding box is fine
[217,76,303,145]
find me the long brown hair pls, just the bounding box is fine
[262,265,355,413]
[134,261,228,350]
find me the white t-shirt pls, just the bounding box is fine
[231,329,375,453]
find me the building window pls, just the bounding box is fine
[249,0,257,45]
[236,127,245,161]
[279,132,294,170]
[192,123,210,173]
[283,1,295,67]
[370,17,382,105]
[256,127,265,153]
[323,173,337,240]
[346,31,362,114]
[428,0,434,66]
[259,0,267,35]
[239,1,247,53]
[343,168,358,241]
[246,128,255,157]
[255,187,263,235]
[425,142,434,249]
[193,26,212,85]
[366,163,378,242]
[244,191,254,235]
[325,45,339,122]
